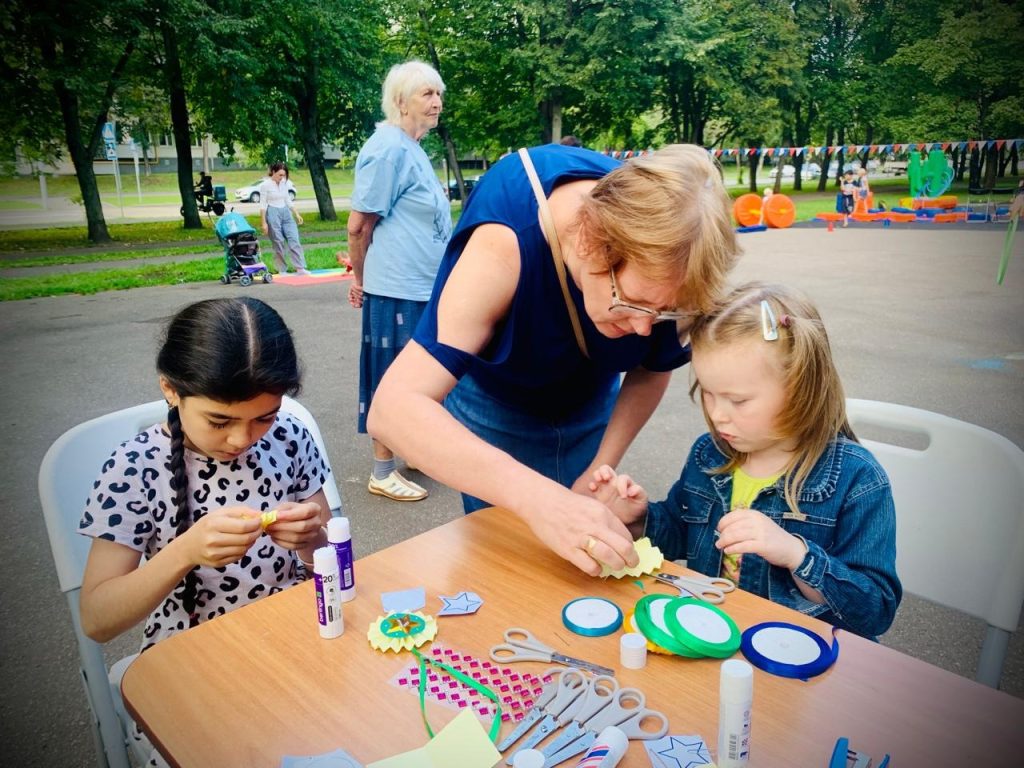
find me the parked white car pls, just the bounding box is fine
[234,179,296,203]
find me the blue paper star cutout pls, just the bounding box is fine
[655,736,712,768]
[438,591,483,616]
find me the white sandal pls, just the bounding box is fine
[367,470,428,502]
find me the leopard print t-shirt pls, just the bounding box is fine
[79,412,328,650]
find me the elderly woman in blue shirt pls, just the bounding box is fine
[347,60,451,503]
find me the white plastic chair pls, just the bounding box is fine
[38,397,343,767]
[846,398,1024,688]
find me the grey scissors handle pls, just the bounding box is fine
[490,627,555,663]
[654,572,735,604]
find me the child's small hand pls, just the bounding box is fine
[262,501,323,551]
[183,507,263,568]
[587,464,649,534]
[716,508,807,570]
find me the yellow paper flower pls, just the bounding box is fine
[600,537,664,578]
[367,611,438,653]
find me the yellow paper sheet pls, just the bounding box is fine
[366,709,500,768]
[600,536,664,578]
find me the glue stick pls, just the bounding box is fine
[327,516,355,602]
[312,546,344,639]
[573,725,627,767]
[717,658,753,767]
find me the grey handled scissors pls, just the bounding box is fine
[490,627,615,676]
[542,687,669,767]
[539,675,619,760]
[497,668,587,753]
[654,571,735,604]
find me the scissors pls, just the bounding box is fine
[490,627,615,676]
[539,675,619,760]
[542,687,669,766]
[497,668,587,753]
[653,571,735,604]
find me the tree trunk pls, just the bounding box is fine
[817,126,834,192]
[834,127,845,188]
[55,81,110,244]
[161,21,201,229]
[748,151,759,193]
[296,59,336,221]
[982,145,999,189]
[969,148,981,189]
[1011,143,1019,177]
[417,10,466,200]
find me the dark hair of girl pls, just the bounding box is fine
[268,161,289,178]
[157,297,301,625]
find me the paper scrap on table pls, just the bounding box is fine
[280,748,364,768]
[365,709,500,768]
[600,537,664,578]
[437,591,483,616]
[381,587,426,613]
[644,734,717,768]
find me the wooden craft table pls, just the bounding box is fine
[123,506,1024,767]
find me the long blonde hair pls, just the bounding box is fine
[575,145,740,314]
[689,282,855,514]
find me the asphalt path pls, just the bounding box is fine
[1,227,1022,765]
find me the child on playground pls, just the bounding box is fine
[79,296,332,648]
[838,169,857,226]
[590,282,901,639]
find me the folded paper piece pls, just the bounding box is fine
[365,709,500,768]
[280,748,364,768]
[644,734,717,768]
[600,537,664,578]
[437,591,483,616]
[382,588,426,613]
[367,612,437,653]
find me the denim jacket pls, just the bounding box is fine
[645,433,901,639]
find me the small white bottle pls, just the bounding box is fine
[511,748,546,768]
[573,726,628,767]
[717,659,753,767]
[312,546,344,639]
[327,516,355,602]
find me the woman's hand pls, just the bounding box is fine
[261,223,269,236]
[263,501,323,551]
[587,464,648,538]
[523,488,640,577]
[716,507,808,570]
[348,281,364,308]
[180,507,263,568]
[294,212,304,226]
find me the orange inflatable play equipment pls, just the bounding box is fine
[885,212,917,223]
[733,193,762,226]
[853,191,875,216]
[763,193,795,228]
[933,212,967,223]
[815,212,845,231]
[899,195,958,210]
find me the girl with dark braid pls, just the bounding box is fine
[78,297,332,650]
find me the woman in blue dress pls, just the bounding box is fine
[370,143,739,574]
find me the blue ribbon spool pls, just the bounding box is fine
[740,621,839,679]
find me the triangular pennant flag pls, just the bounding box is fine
[996,140,1006,150]
[941,142,950,150]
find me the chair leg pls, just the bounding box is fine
[976,625,1010,689]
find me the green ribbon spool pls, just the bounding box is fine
[634,594,741,659]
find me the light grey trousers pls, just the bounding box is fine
[265,205,306,271]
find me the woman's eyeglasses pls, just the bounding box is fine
[608,267,690,323]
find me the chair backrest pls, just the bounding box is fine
[846,399,1024,685]
[38,397,343,767]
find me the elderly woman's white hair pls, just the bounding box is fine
[380,60,446,125]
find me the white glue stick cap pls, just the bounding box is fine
[720,658,753,701]
[575,725,628,767]
[313,546,337,573]
[511,748,546,768]
[327,516,350,541]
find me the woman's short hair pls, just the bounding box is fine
[381,60,446,125]
[688,281,854,514]
[576,144,740,314]
[268,162,289,179]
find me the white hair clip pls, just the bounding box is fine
[761,300,779,341]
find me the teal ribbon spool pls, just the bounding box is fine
[634,594,741,659]
[562,597,623,637]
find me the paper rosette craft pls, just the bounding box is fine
[367,611,437,653]
[600,537,664,578]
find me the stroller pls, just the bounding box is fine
[214,211,272,286]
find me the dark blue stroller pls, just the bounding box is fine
[214,212,271,286]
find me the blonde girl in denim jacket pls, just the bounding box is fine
[591,282,901,639]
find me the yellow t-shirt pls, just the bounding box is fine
[720,466,782,583]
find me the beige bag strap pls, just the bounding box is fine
[518,147,589,358]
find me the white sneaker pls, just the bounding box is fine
[296,269,312,276]
[368,470,428,501]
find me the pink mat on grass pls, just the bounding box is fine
[271,268,354,286]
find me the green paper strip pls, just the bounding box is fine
[662,597,742,658]
[411,647,503,743]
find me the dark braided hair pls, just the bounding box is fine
[157,297,301,626]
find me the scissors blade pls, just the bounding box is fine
[542,731,595,767]
[540,721,586,758]
[549,653,614,677]
[505,714,558,765]
[497,706,545,752]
